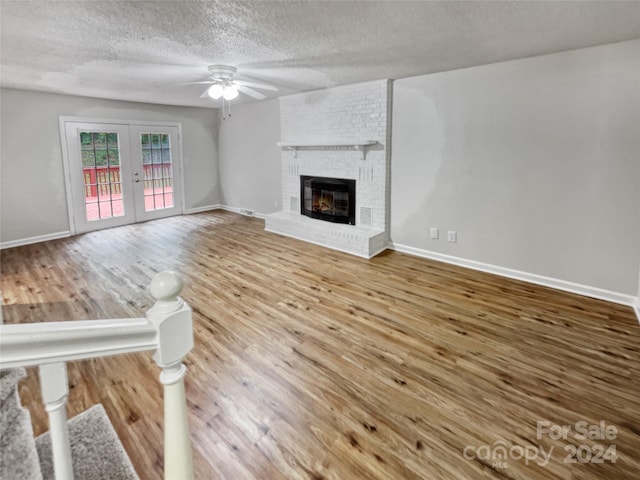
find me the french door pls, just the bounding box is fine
[61,120,183,234]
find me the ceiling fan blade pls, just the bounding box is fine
[179,80,215,85]
[235,80,278,91]
[236,85,267,100]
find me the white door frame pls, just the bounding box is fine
[59,116,185,235]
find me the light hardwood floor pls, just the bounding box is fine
[1,211,639,479]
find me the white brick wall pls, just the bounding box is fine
[266,79,391,257]
[267,80,391,256]
[265,211,387,258]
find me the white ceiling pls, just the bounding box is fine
[1,1,639,108]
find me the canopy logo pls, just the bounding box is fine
[463,440,552,469]
[463,420,618,470]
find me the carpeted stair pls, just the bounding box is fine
[0,369,42,480]
[1,368,139,480]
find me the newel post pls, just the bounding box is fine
[147,271,194,480]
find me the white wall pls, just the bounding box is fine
[217,99,281,215]
[0,88,220,244]
[3,40,638,302]
[392,40,640,297]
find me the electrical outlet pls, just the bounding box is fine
[447,231,457,243]
[430,227,439,239]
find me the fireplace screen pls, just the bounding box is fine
[300,176,356,225]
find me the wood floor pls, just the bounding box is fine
[1,211,639,480]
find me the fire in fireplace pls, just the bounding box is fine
[300,176,356,225]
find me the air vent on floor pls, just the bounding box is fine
[290,196,298,212]
[360,207,372,226]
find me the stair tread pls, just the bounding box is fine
[1,368,43,480]
[35,404,138,480]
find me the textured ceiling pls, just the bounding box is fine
[1,1,639,108]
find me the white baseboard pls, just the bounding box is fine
[0,231,71,250]
[183,204,222,214]
[183,204,265,218]
[218,205,266,219]
[634,303,640,325]
[390,242,639,309]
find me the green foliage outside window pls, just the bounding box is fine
[80,131,170,168]
[80,131,120,167]
[141,133,171,165]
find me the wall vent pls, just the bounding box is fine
[360,207,372,226]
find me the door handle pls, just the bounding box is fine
[134,179,140,182]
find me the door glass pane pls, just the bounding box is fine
[108,149,120,166]
[94,132,106,149]
[140,132,174,211]
[80,131,124,221]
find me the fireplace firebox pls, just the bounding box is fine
[300,176,356,225]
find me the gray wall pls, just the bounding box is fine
[0,88,219,243]
[3,40,639,299]
[391,40,640,296]
[218,99,281,215]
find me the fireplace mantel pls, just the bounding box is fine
[277,140,377,159]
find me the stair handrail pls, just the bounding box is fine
[0,317,157,368]
[0,271,194,480]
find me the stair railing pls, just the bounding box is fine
[0,271,194,480]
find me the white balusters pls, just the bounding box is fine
[39,362,74,480]
[159,364,192,479]
[147,271,194,480]
[1,271,194,480]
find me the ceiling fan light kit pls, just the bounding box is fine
[196,64,277,118]
[206,83,238,100]
[206,84,224,99]
[222,84,239,100]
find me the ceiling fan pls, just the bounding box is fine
[187,65,278,101]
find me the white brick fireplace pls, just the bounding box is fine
[265,80,391,258]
